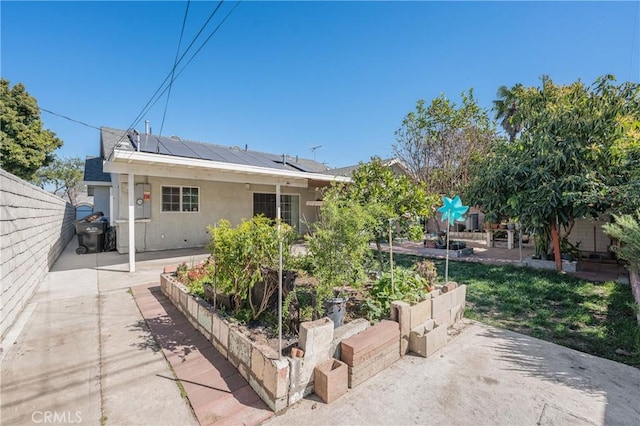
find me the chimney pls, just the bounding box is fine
[145,120,150,135]
[245,144,248,151]
[282,153,286,167]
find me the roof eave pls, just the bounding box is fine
[107,149,351,183]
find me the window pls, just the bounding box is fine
[253,193,299,229]
[162,186,199,212]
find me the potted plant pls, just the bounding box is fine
[307,194,373,327]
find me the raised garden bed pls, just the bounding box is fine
[524,256,580,273]
[160,272,468,411]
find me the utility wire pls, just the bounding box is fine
[109,1,241,160]
[40,107,122,138]
[160,0,191,136]
[121,1,225,142]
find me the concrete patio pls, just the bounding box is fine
[1,237,637,426]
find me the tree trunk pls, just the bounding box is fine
[550,219,562,272]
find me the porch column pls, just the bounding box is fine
[128,173,136,272]
[109,186,114,227]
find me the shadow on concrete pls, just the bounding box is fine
[478,327,640,426]
[48,241,209,273]
[133,284,272,422]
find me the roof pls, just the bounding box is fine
[100,127,330,174]
[325,158,404,177]
[83,156,111,183]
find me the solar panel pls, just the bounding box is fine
[113,128,325,173]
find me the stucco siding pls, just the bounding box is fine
[114,175,319,253]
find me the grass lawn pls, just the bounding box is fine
[394,254,640,367]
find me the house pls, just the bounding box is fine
[84,127,349,271]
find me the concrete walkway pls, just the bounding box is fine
[1,240,208,425]
[267,320,640,426]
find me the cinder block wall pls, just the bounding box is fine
[0,169,76,338]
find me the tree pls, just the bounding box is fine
[0,79,62,180]
[466,75,640,270]
[604,211,640,272]
[393,89,499,196]
[336,157,439,270]
[36,156,85,205]
[307,192,373,315]
[493,84,524,142]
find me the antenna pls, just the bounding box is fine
[310,145,322,161]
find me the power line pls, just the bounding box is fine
[40,107,122,138]
[121,1,226,141]
[160,0,191,136]
[110,1,240,158]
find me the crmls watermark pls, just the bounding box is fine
[31,411,82,424]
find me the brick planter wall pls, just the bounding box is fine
[160,274,377,411]
[160,273,465,410]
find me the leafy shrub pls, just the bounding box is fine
[207,216,295,320]
[307,193,373,315]
[406,223,425,241]
[604,211,640,271]
[365,266,431,320]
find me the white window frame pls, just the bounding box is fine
[252,192,300,230]
[161,185,200,213]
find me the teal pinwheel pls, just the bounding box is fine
[438,195,469,223]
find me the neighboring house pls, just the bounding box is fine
[329,157,409,178]
[83,156,111,215]
[84,127,349,269]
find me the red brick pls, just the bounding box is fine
[314,359,348,403]
[290,347,305,358]
[340,320,399,367]
[163,264,177,274]
[441,281,458,293]
[342,334,397,367]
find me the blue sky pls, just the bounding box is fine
[2,1,639,168]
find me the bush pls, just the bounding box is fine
[604,211,640,271]
[365,266,431,320]
[207,216,295,320]
[307,193,373,316]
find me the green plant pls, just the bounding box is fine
[207,216,295,320]
[365,266,430,320]
[307,192,374,316]
[415,259,438,289]
[560,238,582,261]
[406,223,424,241]
[604,211,640,271]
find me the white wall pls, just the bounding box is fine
[567,218,612,255]
[114,175,321,253]
[0,169,75,338]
